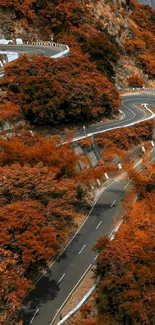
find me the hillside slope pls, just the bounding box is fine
[0,0,155,90]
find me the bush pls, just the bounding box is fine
[127,73,144,87]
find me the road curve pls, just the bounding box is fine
[0,44,63,76]
[21,147,155,325]
[20,95,155,325]
[0,45,155,325]
[72,94,155,141]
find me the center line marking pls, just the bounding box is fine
[78,245,86,255]
[96,221,102,229]
[57,273,65,284]
[110,200,116,208]
[123,180,132,189]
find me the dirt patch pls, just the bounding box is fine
[120,90,155,97]
[136,104,153,118]
[150,105,155,113]
[54,267,95,325]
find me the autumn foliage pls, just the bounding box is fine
[0,131,91,324]
[3,54,119,125]
[94,163,155,325]
[0,0,155,324]
[0,0,34,18]
[127,73,144,87]
[0,247,33,325]
[74,163,155,325]
[95,120,154,151]
[0,100,20,124]
[124,1,155,78]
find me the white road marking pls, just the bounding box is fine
[96,221,102,229]
[30,309,39,324]
[150,147,155,153]
[57,273,66,285]
[123,180,132,189]
[50,264,92,324]
[34,180,116,285]
[110,200,116,208]
[69,98,155,143]
[78,245,86,255]
[94,254,99,261]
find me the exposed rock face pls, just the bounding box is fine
[0,7,39,41]
[76,0,155,88]
[0,8,16,39]
[0,1,154,88]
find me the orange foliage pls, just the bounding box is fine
[95,120,154,152]
[94,174,155,324]
[0,0,34,18]
[124,38,146,54]
[124,1,155,78]
[0,131,94,324]
[0,247,33,325]
[0,101,20,124]
[0,201,58,267]
[131,0,155,35]
[127,73,144,87]
[3,54,119,125]
[139,53,155,78]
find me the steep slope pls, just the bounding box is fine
[0,0,155,89]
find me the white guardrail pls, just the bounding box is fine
[25,41,70,58]
[57,281,99,325]
[121,87,155,92]
[0,42,70,77]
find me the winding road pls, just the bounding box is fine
[0,44,155,325]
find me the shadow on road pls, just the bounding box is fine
[20,271,59,325]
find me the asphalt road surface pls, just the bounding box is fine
[21,147,155,325]
[72,95,155,141]
[19,95,154,325]
[0,44,155,325]
[0,44,63,76]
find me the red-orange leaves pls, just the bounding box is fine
[0,247,33,325]
[127,74,144,87]
[0,101,20,124]
[3,53,119,125]
[0,0,34,18]
[0,200,58,268]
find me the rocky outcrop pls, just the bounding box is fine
[0,7,15,39]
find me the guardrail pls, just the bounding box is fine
[57,281,98,325]
[25,41,70,58]
[120,87,155,92]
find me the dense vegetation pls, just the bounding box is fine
[95,171,155,325]
[0,1,155,324]
[0,0,154,127]
[124,0,155,78]
[0,131,92,324]
[71,160,155,325]
[0,117,154,324]
[2,53,119,126]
